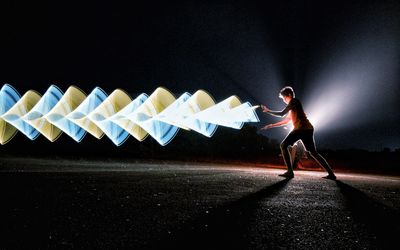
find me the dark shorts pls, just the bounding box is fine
[282,129,316,152]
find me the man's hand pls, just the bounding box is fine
[260,124,274,130]
[261,105,270,113]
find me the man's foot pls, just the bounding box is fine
[279,171,294,178]
[322,174,336,180]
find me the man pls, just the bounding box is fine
[260,86,336,180]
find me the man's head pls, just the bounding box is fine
[279,86,295,104]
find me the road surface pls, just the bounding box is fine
[0,158,399,249]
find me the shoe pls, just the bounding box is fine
[322,174,336,180]
[279,171,294,178]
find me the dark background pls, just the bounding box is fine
[1,0,399,157]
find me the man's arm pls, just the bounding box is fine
[267,105,291,117]
[260,111,292,130]
[261,101,294,117]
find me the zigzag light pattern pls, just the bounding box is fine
[0,84,260,146]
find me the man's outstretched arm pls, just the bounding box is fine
[260,112,292,130]
[261,103,293,117]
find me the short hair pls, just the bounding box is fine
[279,86,295,98]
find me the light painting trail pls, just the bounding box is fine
[0,84,259,146]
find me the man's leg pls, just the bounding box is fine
[279,132,299,177]
[302,129,336,179]
[308,150,335,177]
[290,145,299,170]
[280,142,293,173]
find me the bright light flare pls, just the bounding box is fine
[303,24,399,132]
[305,83,356,131]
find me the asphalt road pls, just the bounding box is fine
[0,158,399,249]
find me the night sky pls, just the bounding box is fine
[1,0,399,151]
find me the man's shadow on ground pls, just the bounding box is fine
[149,178,291,249]
[149,178,399,249]
[335,180,400,249]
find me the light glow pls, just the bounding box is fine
[0,84,259,146]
